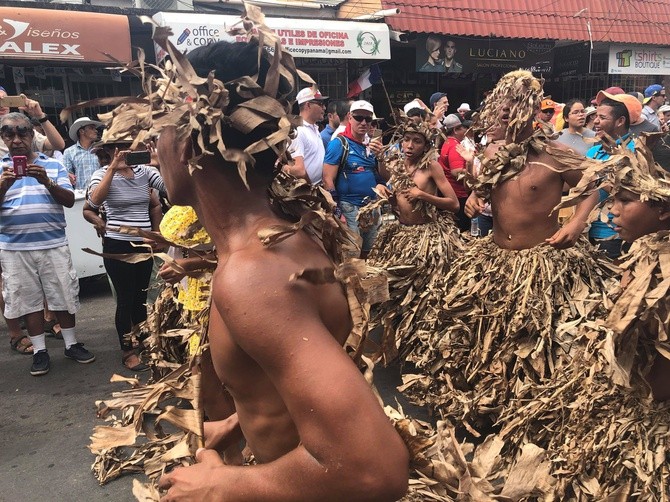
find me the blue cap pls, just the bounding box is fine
[0,86,5,93]
[429,92,447,108]
[644,84,663,98]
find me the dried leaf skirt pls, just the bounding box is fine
[401,235,616,433]
[487,232,670,499]
[367,216,464,365]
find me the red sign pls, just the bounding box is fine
[0,7,131,63]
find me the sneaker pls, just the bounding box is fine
[64,343,96,364]
[30,350,50,376]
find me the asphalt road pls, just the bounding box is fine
[0,275,425,502]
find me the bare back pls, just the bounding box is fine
[208,222,354,463]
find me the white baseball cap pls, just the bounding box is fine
[296,87,328,105]
[350,100,374,114]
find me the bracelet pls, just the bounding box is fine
[46,179,57,190]
[38,115,49,124]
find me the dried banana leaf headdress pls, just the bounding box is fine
[387,117,440,171]
[557,136,670,210]
[61,3,310,188]
[473,70,543,144]
[611,138,670,204]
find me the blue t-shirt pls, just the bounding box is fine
[320,124,335,149]
[586,136,635,239]
[0,153,73,250]
[324,137,380,206]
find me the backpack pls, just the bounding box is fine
[334,135,350,179]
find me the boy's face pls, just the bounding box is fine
[611,189,670,243]
[401,132,427,159]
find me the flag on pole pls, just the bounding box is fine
[346,64,382,98]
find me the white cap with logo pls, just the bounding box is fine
[296,87,328,105]
[350,100,374,114]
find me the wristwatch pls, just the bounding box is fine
[38,115,49,124]
[47,179,57,190]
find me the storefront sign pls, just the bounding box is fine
[553,43,591,77]
[416,35,554,74]
[152,12,390,61]
[0,7,131,63]
[608,45,670,75]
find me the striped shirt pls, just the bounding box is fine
[0,153,73,251]
[62,142,101,190]
[87,165,165,241]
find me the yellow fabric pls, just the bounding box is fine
[160,205,212,312]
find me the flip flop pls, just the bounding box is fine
[10,334,34,354]
[44,319,63,340]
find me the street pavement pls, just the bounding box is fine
[0,275,425,502]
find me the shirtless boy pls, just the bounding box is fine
[368,121,461,364]
[154,39,408,501]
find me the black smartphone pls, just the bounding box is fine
[125,150,151,166]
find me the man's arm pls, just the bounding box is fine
[322,163,338,191]
[283,155,308,181]
[545,169,601,249]
[159,253,409,501]
[21,97,65,151]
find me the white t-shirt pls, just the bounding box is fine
[288,121,325,185]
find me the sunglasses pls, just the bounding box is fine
[352,115,374,123]
[0,125,32,139]
[308,101,325,108]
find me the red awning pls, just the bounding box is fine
[382,0,670,45]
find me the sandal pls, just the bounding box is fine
[10,334,34,354]
[44,319,63,340]
[122,352,149,372]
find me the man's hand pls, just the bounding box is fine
[545,219,586,249]
[368,138,384,157]
[464,192,485,218]
[147,140,160,168]
[401,187,423,203]
[0,168,17,191]
[433,102,447,122]
[158,448,225,502]
[19,95,44,119]
[158,260,187,284]
[26,164,51,186]
[68,172,77,186]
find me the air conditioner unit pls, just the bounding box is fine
[134,0,193,11]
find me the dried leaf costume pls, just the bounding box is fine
[400,71,617,433]
[366,120,464,365]
[477,139,670,500]
[81,5,394,498]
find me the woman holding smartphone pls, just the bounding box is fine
[87,141,165,371]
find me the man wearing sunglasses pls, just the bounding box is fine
[0,113,95,376]
[323,100,387,258]
[641,84,665,130]
[285,87,328,184]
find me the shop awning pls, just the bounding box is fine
[381,0,670,46]
[152,12,390,60]
[0,7,131,63]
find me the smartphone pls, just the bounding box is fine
[1,95,26,108]
[12,156,28,177]
[125,150,151,166]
